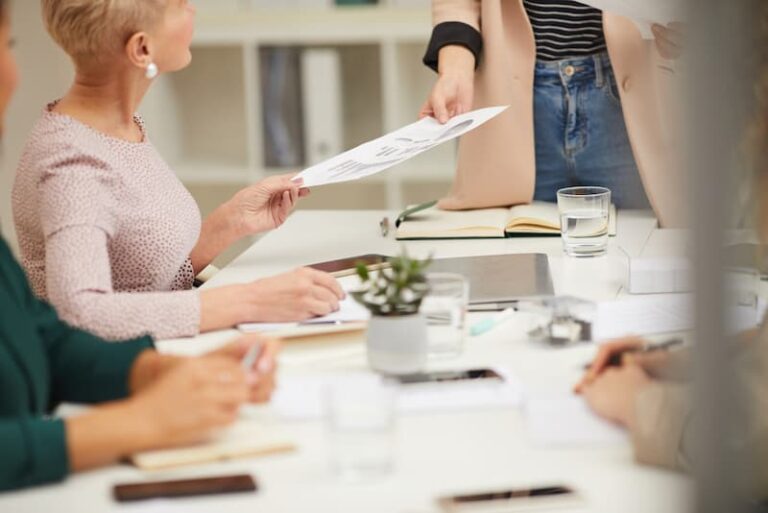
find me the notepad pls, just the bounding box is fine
[526,396,627,447]
[395,201,617,240]
[238,295,370,338]
[131,424,296,471]
[592,294,693,340]
[272,369,523,421]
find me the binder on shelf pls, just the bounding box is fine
[301,48,344,166]
[261,47,305,168]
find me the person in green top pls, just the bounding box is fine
[0,3,278,492]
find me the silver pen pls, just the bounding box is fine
[241,343,264,373]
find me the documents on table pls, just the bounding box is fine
[271,369,523,421]
[238,295,370,338]
[131,422,296,471]
[577,0,685,38]
[525,396,627,447]
[295,106,508,187]
[592,294,693,341]
[593,292,766,341]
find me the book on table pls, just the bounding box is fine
[395,201,617,240]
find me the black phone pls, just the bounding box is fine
[308,254,389,277]
[438,485,582,512]
[393,368,504,385]
[113,474,257,502]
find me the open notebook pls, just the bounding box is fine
[131,424,296,471]
[395,201,617,240]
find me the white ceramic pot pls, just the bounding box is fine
[366,313,428,375]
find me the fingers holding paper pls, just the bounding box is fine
[228,174,310,236]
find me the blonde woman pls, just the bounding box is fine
[12,0,345,341]
[0,0,280,491]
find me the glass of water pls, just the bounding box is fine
[557,186,611,257]
[421,273,469,359]
[326,376,397,482]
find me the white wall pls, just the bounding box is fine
[0,1,72,251]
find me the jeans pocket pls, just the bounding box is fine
[602,73,623,106]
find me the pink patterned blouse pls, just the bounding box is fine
[12,104,202,341]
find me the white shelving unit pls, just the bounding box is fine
[140,6,455,209]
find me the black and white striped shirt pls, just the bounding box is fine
[524,0,607,61]
[423,1,609,71]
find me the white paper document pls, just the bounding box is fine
[577,0,685,38]
[526,396,627,447]
[271,369,523,421]
[295,106,509,187]
[239,295,370,334]
[592,294,693,341]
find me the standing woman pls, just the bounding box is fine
[421,0,686,226]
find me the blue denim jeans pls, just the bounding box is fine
[532,52,649,209]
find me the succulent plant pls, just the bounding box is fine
[352,251,432,316]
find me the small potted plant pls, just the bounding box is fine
[352,251,432,375]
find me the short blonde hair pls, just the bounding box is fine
[41,0,166,62]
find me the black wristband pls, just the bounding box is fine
[422,21,483,73]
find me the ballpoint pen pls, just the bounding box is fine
[582,338,685,370]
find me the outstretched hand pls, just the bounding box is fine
[228,174,310,236]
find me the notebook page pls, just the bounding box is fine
[396,206,510,238]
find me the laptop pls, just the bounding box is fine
[427,254,554,309]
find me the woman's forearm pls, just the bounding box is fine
[65,400,161,472]
[437,44,476,77]
[128,350,182,394]
[190,203,241,274]
[199,285,250,332]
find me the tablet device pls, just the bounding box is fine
[308,254,389,277]
[428,254,554,306]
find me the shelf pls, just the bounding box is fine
[193,7,432,45]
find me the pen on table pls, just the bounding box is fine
[470,308,516,337]
[582,338,685,370]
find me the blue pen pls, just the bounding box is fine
[469,308,516,337]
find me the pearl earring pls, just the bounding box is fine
[145,62,158,80]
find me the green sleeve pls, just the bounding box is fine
[43,327,155,405]
[31,296,154,404]
[7,239,155,404]
[0,417,68,491]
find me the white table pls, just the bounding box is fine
[0,210,692,513]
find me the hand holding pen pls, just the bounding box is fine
[574,337,684,394]
[211,335,280,404]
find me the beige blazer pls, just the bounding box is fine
[433,0,687,227]
[630,330,768,497]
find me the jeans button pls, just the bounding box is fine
[564,65,575,77]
